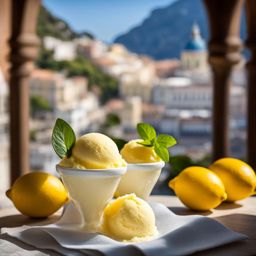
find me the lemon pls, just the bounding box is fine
[169,166,227,211]
[209,158,256,202]
[6,172,68,218]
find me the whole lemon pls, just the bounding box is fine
[209,158,256,202]
[169,167,227,211]
[6,172,68,218]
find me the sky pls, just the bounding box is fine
[43,0,176,43]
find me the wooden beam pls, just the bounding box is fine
[9,0,40,183]
[245,0,256,170]
[203,0,244,160]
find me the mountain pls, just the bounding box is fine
[37,6,94,41]
[115,0,246,60]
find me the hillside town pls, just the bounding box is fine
[0,24,246,189]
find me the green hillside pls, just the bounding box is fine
[36,6,118,103]
[37,6,93,40]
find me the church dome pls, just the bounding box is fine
[185,39,206,51]
[185,24,206,52]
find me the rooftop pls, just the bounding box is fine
[31,69,59,80]
[157,77,192,87]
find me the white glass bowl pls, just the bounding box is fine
[56,165,127,232]
[115,161,165,200]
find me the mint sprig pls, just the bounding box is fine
[52,118,76,159]
[137,123,156,141]
[136,123,177,162]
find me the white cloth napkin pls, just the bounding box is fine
[1,202,247,256]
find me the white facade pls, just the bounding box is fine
[56,92,100,134]
[153,77,245,113]
[30,70,87,109]
[78,40,107,59]
[29,69,100,135]
[0,70,10,191]
[181,51,208,71]
[118,60,156,102]
[30,143,59,174]
[121,97,142,130]
[44,36,76,61]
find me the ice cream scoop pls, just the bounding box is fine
[56,132,127,232]
[102,193,157,241]
[121,139,161,163]
[116,139,164,200]
[59,133,126,169]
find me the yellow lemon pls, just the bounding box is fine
[6,172,69,218]
[169,166,227,211]
[209,158,256,202]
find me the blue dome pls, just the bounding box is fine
[185,38,206,51]
[184,24,206,52]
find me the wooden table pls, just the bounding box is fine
[0,195,255,256]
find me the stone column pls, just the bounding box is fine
[0,0,11,80]
[9,0,40,183]
[203,0,244,160]
[245,0,256,170]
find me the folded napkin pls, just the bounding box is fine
[1,202,247,256]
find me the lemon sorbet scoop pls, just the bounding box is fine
[59,133,126,169]
[102,193,157,241]
[121,139,161,163]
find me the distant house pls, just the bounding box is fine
[44,36,77,61]
[0,69,9,191]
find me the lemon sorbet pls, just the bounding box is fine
[60,133,126,169]
[121,139,161,163]
[102,194,157,241]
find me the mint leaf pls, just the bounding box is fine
[154,142,169,162]
[111,137,128,151]
[136,122,177,162]
[137,140,153,147]
[157,134,177,148]
[137,123,156,141]
[52,118,76,159]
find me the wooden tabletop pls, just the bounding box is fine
[0,195,255,256]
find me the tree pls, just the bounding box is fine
[30,95,51,118]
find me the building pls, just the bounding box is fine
[121,97,142,131]
[149,24,246,157]
[77,39,107,59]
[0,69,9,191]
[29,69,101,135]
[154,59,181,78]
[44,36,77,61]
[105,97,142,132]
[153,77,211,109]
[91,43,156,103]
[0,69,8,134]
[153,77,245,115]
[159,109,211,136]
[119,60,156,102]
[181,24,208,73]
